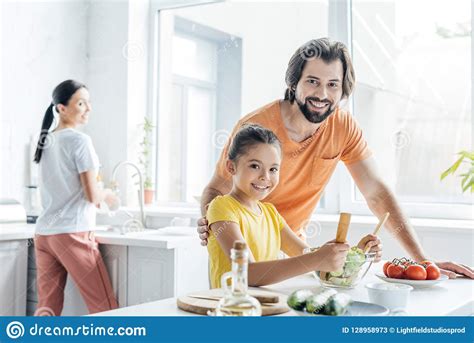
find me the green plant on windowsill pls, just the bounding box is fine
[138,117,155,204]
[440,150,474,193]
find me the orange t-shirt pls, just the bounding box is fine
[215,100,372,235]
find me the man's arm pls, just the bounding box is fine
[346,156,474,278]
[197,173,233,245]
[200,172,233,216]
[346,157,426,261]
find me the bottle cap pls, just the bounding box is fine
[233,241,247,250]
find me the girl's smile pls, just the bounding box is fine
[227,143,281,211]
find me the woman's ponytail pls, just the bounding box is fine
[33,103,55,163]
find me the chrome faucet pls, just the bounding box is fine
[111,161,146,228]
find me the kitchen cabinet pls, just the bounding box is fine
[127,247,175,305]
[0,240,28,315]
[100,244,128,308]
[59,240,209,315]
[174,244,209,296]
[127,244,209,306]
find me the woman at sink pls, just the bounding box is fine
[206,125,382,288]
[33,80,119,315]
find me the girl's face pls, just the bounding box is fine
[227,143,281,201]
[57,88,91,127]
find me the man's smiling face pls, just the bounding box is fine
[294,58,344,124]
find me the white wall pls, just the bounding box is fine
[78,0,151,206]
[1,0,151,207]
[84,0,131,202]
[1,0,89,204]
[127,0,151,182]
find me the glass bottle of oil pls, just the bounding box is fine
[215,241,262,316]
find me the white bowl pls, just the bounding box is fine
[366,282,413,311]
[375,272,448,289]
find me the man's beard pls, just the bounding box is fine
[296,96,336,124]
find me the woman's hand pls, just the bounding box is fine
[196,217,209,246]
[103,188,120,211]
[312,239,350,272]
[357,234,383,262]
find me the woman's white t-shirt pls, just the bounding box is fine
[36,128,100,235]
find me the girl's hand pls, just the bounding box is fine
[313,239,350,272]
[357,234,383,262]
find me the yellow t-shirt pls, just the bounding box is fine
[206,195,286,288]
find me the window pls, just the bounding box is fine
[346,0,472,218]
[155,11,243,204]
[157,31,217,203]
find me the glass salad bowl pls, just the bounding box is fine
[304,247,376,289]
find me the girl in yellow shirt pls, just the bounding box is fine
[206,124,380,288]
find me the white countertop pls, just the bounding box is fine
[0,223,36,240]
[94,265,474,317]
[94,227,199,249]
[0,224,199,249]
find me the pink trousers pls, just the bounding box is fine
[34,231,118,316]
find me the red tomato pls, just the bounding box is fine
[421,260,434,267]
[383,262,392,277]
[405,265,427,280]
[387,264,405,279]
[426,264,441,280]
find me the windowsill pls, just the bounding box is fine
[119,204,474,233]
[310,213,474,233]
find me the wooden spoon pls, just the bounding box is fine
[320,212,352,280]
[363,212,390,253]
[336,212,352,243]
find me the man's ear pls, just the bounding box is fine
[226,159,236,175]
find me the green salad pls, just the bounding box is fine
[318,247,367,287]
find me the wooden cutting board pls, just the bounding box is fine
[177,289,290,316]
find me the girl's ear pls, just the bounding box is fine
[226,159,236,175]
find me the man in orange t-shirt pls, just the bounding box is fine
[197,38,473,279]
